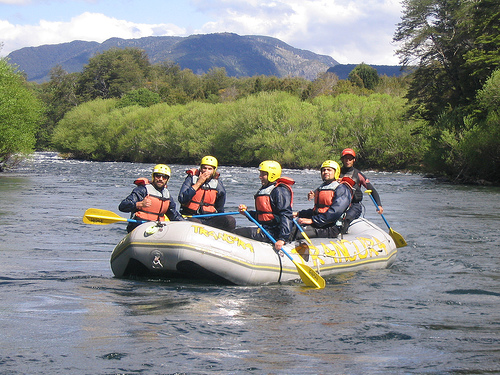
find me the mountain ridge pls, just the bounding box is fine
[7,33,340,82]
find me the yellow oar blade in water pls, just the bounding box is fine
[294,261,326,288]
[291,218,326,288]
[390,228,407,248]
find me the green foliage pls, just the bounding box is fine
[395,0,500,183]
[395,0,480,121]
[463,0,500,83]
[460,69,500,182]
[0,58,44,170]
[314,93,426,170]
[37,53,413,150]
[348,63,380,90]
[374,74,412,97]
[422,69,500,183]
[35,66,80,149]
[52,99,119,160]
[77,48,151,101]
[52,91,425,171]
[118,88,161,108]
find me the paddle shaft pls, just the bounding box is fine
[186,211,239,218]
[242,211,325,288]
[366,192,391,228]
[243,211,301,263]
[293,218,314,246]
[366,191,407,248]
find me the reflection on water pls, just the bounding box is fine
[0,152,499,374]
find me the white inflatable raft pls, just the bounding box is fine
[110,218,397,285]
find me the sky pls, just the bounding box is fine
[0,0,404,65]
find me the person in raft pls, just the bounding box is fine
[294,160,354,238]
[178,155,236,232]
[236,160,294,252]
[339,148,383,233]
[119,164,184,232]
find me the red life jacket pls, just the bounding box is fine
[182,168,219,214]
[313,181,340,214]
[339,176,355,199]
[133,178,171,221]
[313,177,355,214]
[254,177,294,223]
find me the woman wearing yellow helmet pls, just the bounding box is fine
[293,160,353,238]
[119,164,184,232]
[236,160,295,251]
[178,156,236,232]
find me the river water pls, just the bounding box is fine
[1,152,499,374]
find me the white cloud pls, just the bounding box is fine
[0,0,31,4]
[1,12,186,56]
[194,0,402,64]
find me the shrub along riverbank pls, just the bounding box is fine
[52,91,427,171]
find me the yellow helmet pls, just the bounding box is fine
[320,160,340,180]
[200,155,218,170]
[152,164,171,179]
[259,160,282,183]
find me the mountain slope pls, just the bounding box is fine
[7,33,339,82]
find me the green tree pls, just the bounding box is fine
[36,65,80,149]
[0,58,44,170]
[394,0,500,182]
[150,61,203,104]
[77,48,150,100]
[458,69,500,183]
[394,0,486,123]
[463,0,500,86]
[348,63,380,90]
[201,67,232,102]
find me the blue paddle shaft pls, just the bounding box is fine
[191,211,239,218]
[367,192,391,228]
[293,218,306,233]
[129,218,147,224]
[243,210,295,263]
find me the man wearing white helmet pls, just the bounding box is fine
[119,164,184,232]
[294,160,353,238]
[237,160,294,251]
[178,155,236,231]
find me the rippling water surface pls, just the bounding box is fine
[1,152,499,374]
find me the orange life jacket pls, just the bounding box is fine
[313,177,355,214]
[182,168,219,214]
[133,179,171,221]
[313,181,340,214]
[254,177,294,223]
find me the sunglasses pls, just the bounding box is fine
[154,174,169,180]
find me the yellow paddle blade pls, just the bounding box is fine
[293,261,326,289]
[299,230,314,246]
[83,208,128,225]
[390,227,407,248]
